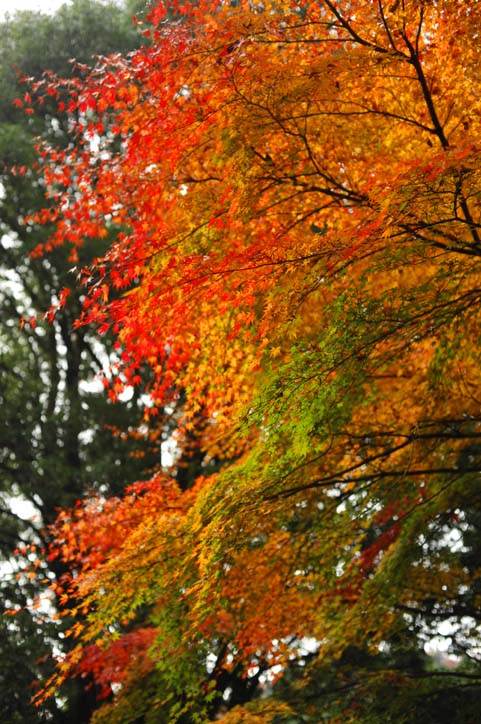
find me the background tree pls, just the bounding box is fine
[0,2,158,722]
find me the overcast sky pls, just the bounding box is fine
[0,0,68,17]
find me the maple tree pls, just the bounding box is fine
[24,0,481,721]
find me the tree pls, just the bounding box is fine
[28,1,481,721]
[0,2,154,721]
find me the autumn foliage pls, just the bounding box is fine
[25,0,481,721]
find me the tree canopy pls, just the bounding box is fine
[0,2,150,721]
[20,0,481,722]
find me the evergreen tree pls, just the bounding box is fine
[0,2,150,721]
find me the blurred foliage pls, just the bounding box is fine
[0,2,152,722]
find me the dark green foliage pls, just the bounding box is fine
[0,2,151,721]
